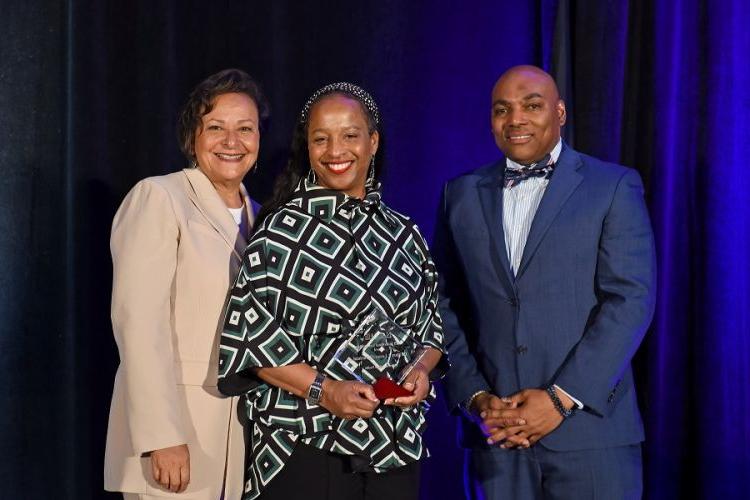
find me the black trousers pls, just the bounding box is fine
[259,442,421,500]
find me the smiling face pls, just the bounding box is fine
[194,92,260,187]
[307,93,379,199]
[491,66,566,164]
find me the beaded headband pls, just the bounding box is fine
[299,82,380,127]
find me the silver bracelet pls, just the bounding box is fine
[465,390,489,411]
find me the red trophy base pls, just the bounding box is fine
[373,377,413,400]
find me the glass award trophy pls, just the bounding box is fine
[324,308,427,399]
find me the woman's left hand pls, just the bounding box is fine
[383,362,430,408]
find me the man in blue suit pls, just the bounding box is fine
[434,65,656,499]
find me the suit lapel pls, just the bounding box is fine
[516,147,583,279]
[245,192,260,236]
[239,182,256,246]
[183,168,248,261]
[476,163,516,294]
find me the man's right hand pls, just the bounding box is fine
[151,443,190,493]
[470,392,530,448]
[320,379,379,420]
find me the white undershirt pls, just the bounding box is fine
[227,206,243,225]
[227,205,248,237]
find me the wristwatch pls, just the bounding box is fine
[306,373,326,405]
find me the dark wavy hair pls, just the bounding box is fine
[257,87,386,223]
[176,68,270,163]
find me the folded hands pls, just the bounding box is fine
[470,388,574,449]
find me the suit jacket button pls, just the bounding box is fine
[516,345,528,355]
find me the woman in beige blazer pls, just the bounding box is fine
[105,69,268,499]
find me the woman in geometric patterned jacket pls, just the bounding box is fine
[217,82,448,500]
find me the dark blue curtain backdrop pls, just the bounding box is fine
[646,1,750,498]
[1,1,748,498]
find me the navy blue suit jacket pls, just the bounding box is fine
[434,146,656,451]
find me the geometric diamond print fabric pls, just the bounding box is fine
[218,180,446,499]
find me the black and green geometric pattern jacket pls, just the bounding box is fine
[218,179,447,499]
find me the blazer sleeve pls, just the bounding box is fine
[110,179,188,454]
[552,169,657,415]
[432,182,491,411]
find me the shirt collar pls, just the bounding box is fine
[288,179,383,223]
[505,138,563,171]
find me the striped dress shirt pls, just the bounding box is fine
[502,140,563,276]
[501,140,583,409]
